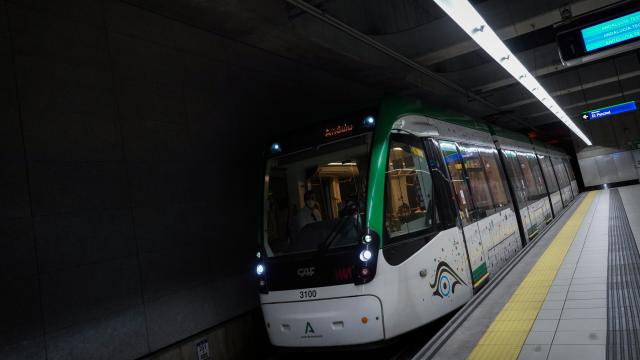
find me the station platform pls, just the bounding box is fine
[415,185,640,360]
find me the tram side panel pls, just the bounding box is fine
[564,158,579,196]
[499,146,559,243]
[439,141,489,287]
[552,156,573,206]
[538,154,563,217]
[374,227,472,339]
[438,139,521,285]
[371,134,473,340]
[457,143,520,276]
[516,151,553,237]
[475,209,520,275]
[500,150,536,242]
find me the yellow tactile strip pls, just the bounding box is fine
[467,191,597,360]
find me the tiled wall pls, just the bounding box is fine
[143,310,270,360]
[0,1,380,359]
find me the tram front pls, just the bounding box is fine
[257,117,382,347]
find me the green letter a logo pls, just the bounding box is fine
[305,322,315,334]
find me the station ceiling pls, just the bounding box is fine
[129,0,639,145]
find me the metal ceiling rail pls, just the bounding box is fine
[285,0,538,131]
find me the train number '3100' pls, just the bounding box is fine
[299,290,317,299]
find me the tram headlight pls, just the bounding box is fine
[359,249,372,262]
[355,229,378,284]
[256,264,265,276]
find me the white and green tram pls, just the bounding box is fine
[256,97,578,347]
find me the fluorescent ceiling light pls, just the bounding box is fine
[433,0,592,146]
[328,162,357,166]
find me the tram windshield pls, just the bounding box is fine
[263,134,371,257]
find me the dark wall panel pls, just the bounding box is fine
[0,0,380,358]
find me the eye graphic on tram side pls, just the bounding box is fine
[429,261,467,298]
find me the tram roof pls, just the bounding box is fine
[381,97,491,134]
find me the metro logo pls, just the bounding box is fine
[334,267,352,281]
[305,322,315,334]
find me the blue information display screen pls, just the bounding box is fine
[581,11,640,52]
[581,101,637,121]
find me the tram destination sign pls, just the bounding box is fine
[581,101,637,121]
[323,123,354,139]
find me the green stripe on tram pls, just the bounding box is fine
[472,262,488,282]
[366,97,423,245]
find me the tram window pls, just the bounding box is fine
[564,159,576,181]
[526,154,548,200]
[385,138,434,238]
[552,157,570,187]
[538,155,559,192]
[478,147,510,209]
[264,135,370,257]
[440,141,475,225]
[459,144,494,218]
[502,150,528,208]
[517,152,544,203]
[425,138,456,228]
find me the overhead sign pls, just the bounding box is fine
[581,101,637,121]
[581,10,640,52]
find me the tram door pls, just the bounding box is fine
[552,157,573,206]
[439,141,489,288]
[501,150,535,242]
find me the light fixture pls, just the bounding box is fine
[256,264,265,275]
[270,142,282,154]
[328,162,357,166]
[433,0,592,146]
[363,115,376,128]
[359,249,372,262]
[363,234,373,243]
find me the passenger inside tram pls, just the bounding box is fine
[296,190,323,230]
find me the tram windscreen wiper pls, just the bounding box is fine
[317,215,352,253]
[317,200,363,253]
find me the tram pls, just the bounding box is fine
[256,97,578,347]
